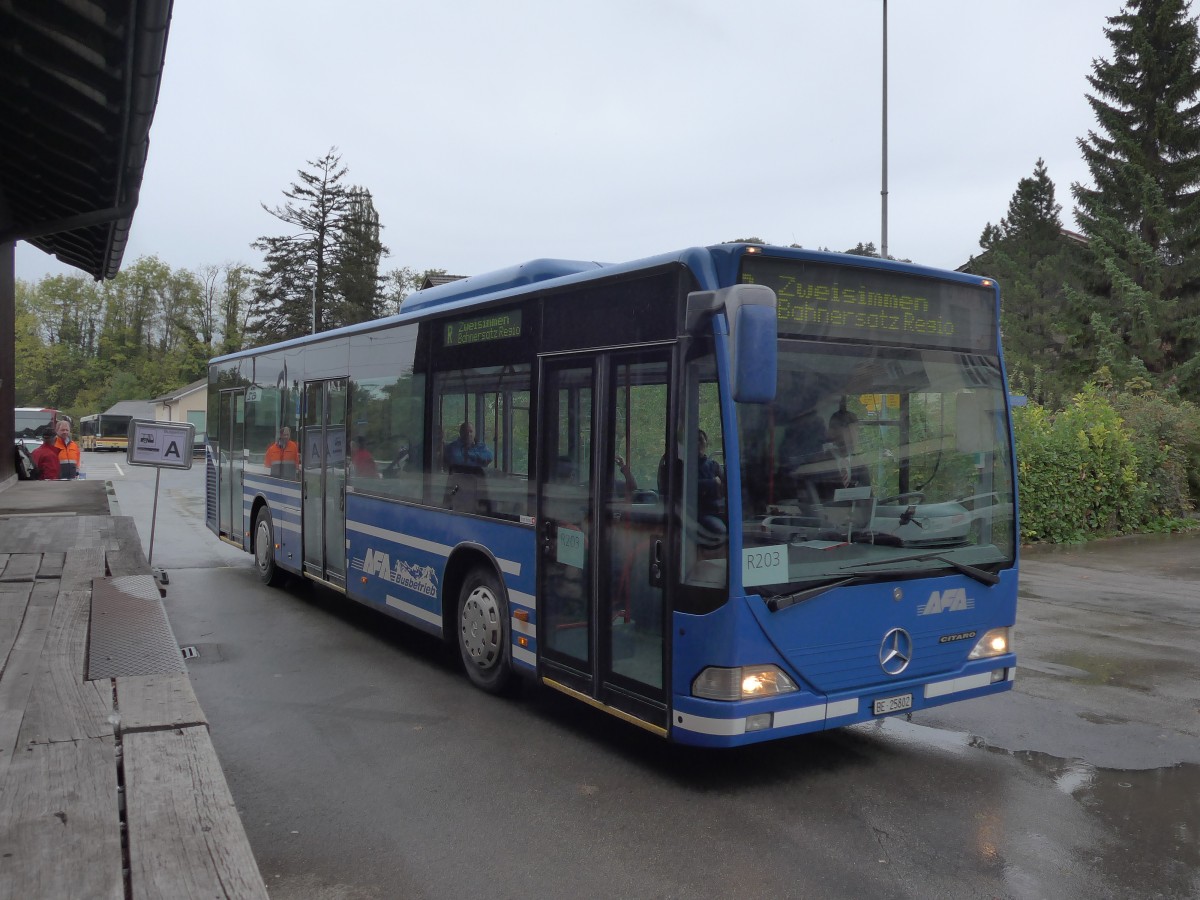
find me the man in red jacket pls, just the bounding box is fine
[31,430,62,480]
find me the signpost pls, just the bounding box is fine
[126,419,194,573]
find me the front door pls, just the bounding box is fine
[302,378,348,586]
[218,390,245,544]
[537,350,672,728]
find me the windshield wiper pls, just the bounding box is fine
[765,575,873,612]
[841,551,1000,586]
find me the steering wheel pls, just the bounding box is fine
[880,491,925,505]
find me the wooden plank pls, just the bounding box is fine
[117,674,207,733]
[124,727,269,900]
[0,553,9,572]
[0,553,42,583]
[0,604,54,786]
[17,589,113,747]
[0,582,33,673]
[37,552,66,579]
[0,735,123,900]
[107,517,151,577]
[60,547,106,592]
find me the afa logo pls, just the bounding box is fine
[357,548,439,598]
[918,587,975,615]
[362,548,392,577]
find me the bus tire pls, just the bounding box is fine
[254,507,286,587]
[457,567,513,694]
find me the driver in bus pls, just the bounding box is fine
[825,405,870,490]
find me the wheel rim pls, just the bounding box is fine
[461,585,501,670]
[255,518,272,574]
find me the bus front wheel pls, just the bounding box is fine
[457,568,513,694]
[254,508,286,587]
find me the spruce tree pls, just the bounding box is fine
[1071,0,1200,394]
[331,187,388,326]
[968,160,1089,404]
[250,149,351,342]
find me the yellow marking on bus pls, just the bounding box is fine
[542,678,668,738]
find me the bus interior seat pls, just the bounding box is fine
[445,465,490,515]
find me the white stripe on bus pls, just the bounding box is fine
[677,697,863,736]
[923,672,993,699]
[346,519,522,576]
[385,594,441,626]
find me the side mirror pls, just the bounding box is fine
[687,284,777,404]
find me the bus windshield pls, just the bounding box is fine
[15,409,54,439]
[737,339,1015,590]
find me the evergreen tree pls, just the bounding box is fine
[331,187,388,326]
[1071,0,1200,395]
[967,160,1088,405]
[250,149,351,341]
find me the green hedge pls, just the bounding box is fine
[1014,384,1199,543]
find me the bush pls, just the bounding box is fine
[1014,383,1199,543]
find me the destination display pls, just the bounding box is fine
[740,256,996,353]
[444,309,522,347]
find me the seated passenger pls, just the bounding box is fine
[352,435,378,478]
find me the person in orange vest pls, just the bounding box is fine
[264,426,300,472]
[54,420,82,478]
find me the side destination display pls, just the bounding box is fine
[126,419,195,470]
[740,256,996,354]
[444,309,522,347]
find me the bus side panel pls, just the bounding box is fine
[242,473,302,572]
[344,493,538,670]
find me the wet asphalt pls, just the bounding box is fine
[79,457,1200,900]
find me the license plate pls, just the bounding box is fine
[873,693,913,716]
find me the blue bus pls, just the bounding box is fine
[207,243,1017,747]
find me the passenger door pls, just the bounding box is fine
[536,350,672,730]
[217,390,245,545]
[302,378,348,587]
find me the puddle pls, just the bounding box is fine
[1014,749,1200,896]
[863,717,1200,896]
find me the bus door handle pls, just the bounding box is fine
[541,519,554,555]
[648,538,664,588]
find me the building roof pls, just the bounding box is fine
[103,399,155,419]
[0,1,175,280]
[420,273,467,290]
[151,377,206,404]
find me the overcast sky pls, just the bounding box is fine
[18,0,1131,283]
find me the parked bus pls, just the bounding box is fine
[79,412,134,452]
[14,407,71,451]
[207,244,1018,747]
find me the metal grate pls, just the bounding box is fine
[87,575,187,680]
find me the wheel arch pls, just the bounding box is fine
[440,542,506,642]
[249,494,271,556]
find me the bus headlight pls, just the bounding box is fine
[967,627,1012,660]
[692,665,798,701]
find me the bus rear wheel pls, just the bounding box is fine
[457,567,513,694]
[254,507,286,587]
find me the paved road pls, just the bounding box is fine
[99,454,1199,900]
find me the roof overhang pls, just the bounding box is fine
[0,0,174,280]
